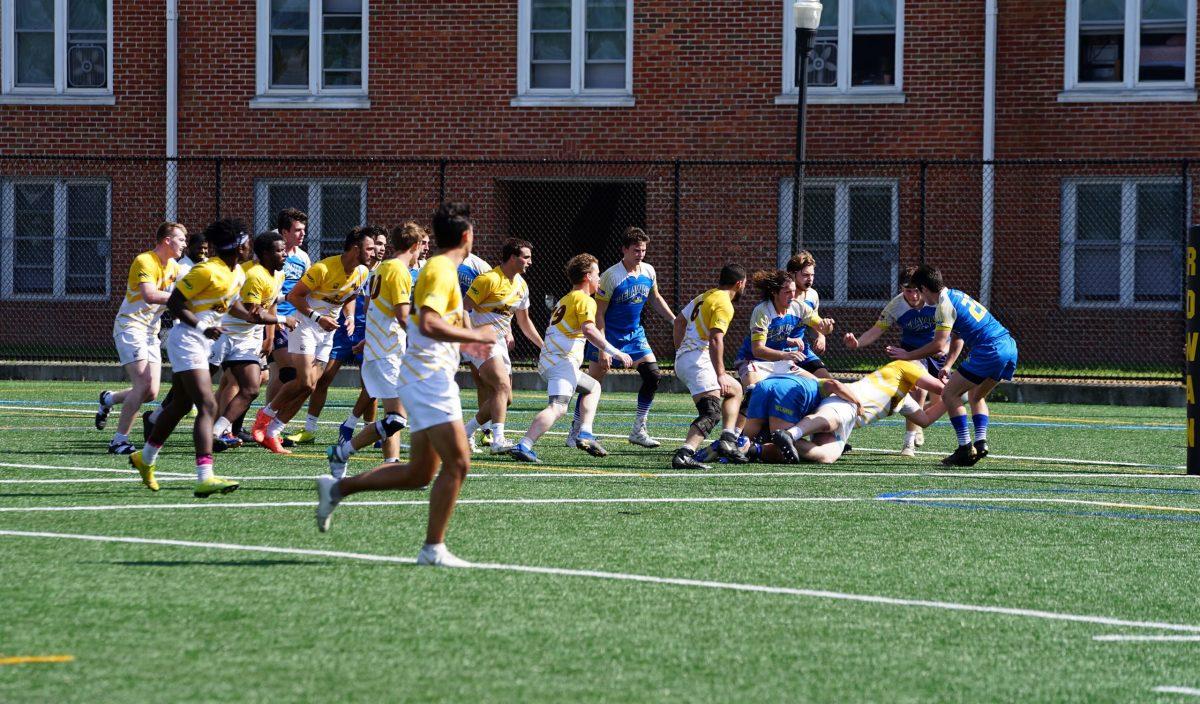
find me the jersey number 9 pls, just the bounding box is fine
[550,304,566,326]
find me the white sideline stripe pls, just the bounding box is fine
[2,528,1200,635]
[1095,635,1200,642]
[1154,686,1200,696]
[0,461,193,478]
[889,497,1200,511]
[0,404,94,415]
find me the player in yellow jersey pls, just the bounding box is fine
[508,254,630,463]
[771,359,949,464]
[129,219,250,497]
[326,221,426,478]
[671,264,750,469]
[315,201,497,568]
[253,227,375,453]
[462,238,544,453]
[97,223,187,454]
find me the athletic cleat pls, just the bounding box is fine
[260,436,292,455]
[481,428,493,446]
[315,475,340,532]
[281,437,297,448]
[693,441,718,463]
[489,440,515,454]
[575,433,609,458]
[841,444,853,455]
[914,427,925,447]
[212,435,233,453]
[628,426,661,448]
[941,444,977,467]
[327,444,348,479]
[672,447,710,470]
[972,439,989,464]
[899,441,917,458]
[142,410,156,441]
[467,433,481,454]
[337,424,355,445]
[251,409,271,443]
[95,391,113,430]
[771,430,801,464]
[286,429,317,445]
[236,430,256,445]
[416,543,471,568]
[128,451,159,491]
[217,432,243,449]
[194,476,240,498]
[565,419,581,448]
[714,431,749,464]
[508,443,540,463]
[108,440,136,455]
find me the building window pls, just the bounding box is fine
[1,179,110,300]
[1,0,113,103]
[780,0,904,104]
[253,0,369,108]
[254,180,366,260]
[1061,178,1185,308]
[778,179,899,305]
[1062,0,1196,101]
[514,0,634,107]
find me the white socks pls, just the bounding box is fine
[305,414,319,433]
[213,417,232,438]
[267,418,286,438]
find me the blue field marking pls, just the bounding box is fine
[878,487,1200,523]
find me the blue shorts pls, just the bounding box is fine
[330,324,365,364]
[746,376,808,425]
[583,328,653,367]
[272,324,290,352]
[959,335,1018,383]
[798,348,826,374]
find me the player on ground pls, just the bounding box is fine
[885,264,1018,466]
[772,359,948,464]
[671,264,750,469]
[571,227,675,449]
[96,223,186,454]
[843,265,963,456]
[326,222,426,477]
[260,209,310,442]
[509,254,630,463]
[315,201,497,568]
[462,238,543,453]
[786,251,831,378]
[129,219,249,496]
[253,227,374,453]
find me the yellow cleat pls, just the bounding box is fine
[194,476,240,498]
[128,451,159,492]
[285,429,317,445]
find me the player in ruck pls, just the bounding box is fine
[671,264,750,469]
[316,201,497,568]
[571,227,675,449]
[96,223,186,454]
[843,265,962,456]
[509,254,631,463]
[886,264,1018,466]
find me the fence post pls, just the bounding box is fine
[673,159,681,311]
[438,158,447,204]
[1184,159,1191,388]
[1188,223,1199,475]
[918,160,927,264]
[214,156,223,221]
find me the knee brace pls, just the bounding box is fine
[374,413,408,439]
[278,366,297,384]
[690,395,723,437]
[739,385,755,415]
[548,395,571,413]
[636,361,660,394]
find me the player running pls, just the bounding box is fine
[786,251,831,378]
[129,219,249,496]
[315,201,498,568]
[260,209,310,442]
[671,264,750,469]
[572,227,675,449]
[97,223,186,454]
[462,238,544,454]
[843,265,962,456]
[886,264,1018,467]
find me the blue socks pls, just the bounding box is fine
[972,414,988,442]
[950,415,971,447]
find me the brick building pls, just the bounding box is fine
[0,0,1193,374]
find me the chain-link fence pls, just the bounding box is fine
[0,155,1189,380]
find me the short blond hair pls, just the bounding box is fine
[156,221,186,241]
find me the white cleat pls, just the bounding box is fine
[467,433,481,454]
[628,426,661,448]
[914,428,925,448]
[899,442,917,458]
[315,475,340,532]
[489,440,515,454]
[416,543,471,568]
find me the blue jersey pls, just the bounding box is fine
[747,374,824,424]
[275,247,311,317]
[736,299,820,362]
[597,262,658,338]
[410,265,422,286]
[875,293,937,349]
[457,253,491,296]
[934,288,1010,349]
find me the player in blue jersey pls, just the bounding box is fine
[786,251,832,378]
[844,265,962,456]
[575,227,676,448]
[887,264,1018,466]
[734,269,833,392]
[458,252,491,295]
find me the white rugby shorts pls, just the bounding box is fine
[113,324,161,367]
[463,338,512,374]
[361,357,402,400]
[398,371,463,433]
[675,348,720,396]
[288,315,335,363]
[167,324,213,373]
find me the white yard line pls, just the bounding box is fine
[1154,686,1200,697]
[0,461,193,478]
[2,528,1199,635]
[1095,635,1200,642]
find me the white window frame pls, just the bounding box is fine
[253,179,367,261]
[513,0,635,107]
[0,178,111,301]
[252,0,370,109]
[778,177,900,306]
[1060,177,1188,310]
[1061,0,1197,102]
[0,0,114,105]
[778,0,905,105]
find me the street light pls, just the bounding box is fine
[792,0,822,257]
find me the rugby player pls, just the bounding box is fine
[786,251,831,378]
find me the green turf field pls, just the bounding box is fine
[0,380,1196,702]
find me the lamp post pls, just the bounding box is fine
[792,0,822,256]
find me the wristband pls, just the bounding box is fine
[309,311,323,323]
[602,341,622,357]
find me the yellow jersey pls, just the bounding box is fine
[540,289,597,368]
[298,254,370,317]
[678,288,734,355]
[364,258,413,363]
[114,250,179,331]
[466,268,530,340]
[398,254,465,383]
[849,360,926,426]
[220,263,285,336]
[176,257,244,328]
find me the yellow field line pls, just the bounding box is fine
[0,655,74,665]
